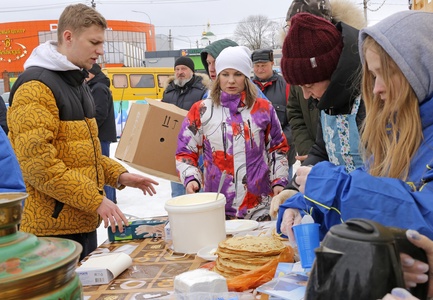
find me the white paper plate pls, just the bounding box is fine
[197,245,218,261]
[225,220,259,235]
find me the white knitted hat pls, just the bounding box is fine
[215,46,252,78]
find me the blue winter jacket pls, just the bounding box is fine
[277,96,433,240]
[0,127,26,193]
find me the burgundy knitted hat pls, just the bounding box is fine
[281,12,343,85]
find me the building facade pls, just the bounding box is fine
[0,19,155,82]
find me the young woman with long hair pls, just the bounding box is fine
[176,46,289,221]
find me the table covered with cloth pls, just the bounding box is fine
[82,237,208,300]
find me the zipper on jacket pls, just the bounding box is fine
[221,122,227,159]
[272,152,276,174]
[247,119,254,148]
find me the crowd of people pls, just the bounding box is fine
[1,0,433,298]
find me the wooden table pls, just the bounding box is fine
[82,237,208,300]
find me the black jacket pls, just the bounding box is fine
[287,85,320,156]
[10,67,95,120]
[87,72,117,142]
[161,74,209,111]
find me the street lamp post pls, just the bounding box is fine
[177,35,192,48]
[132,10,152,37]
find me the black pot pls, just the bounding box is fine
[305,218,428,300]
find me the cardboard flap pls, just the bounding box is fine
[115,103,148,162]
[146,99,188,117]
[115,101,188,183]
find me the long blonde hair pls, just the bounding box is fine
[210,76,258,108]
[361,36,422,180]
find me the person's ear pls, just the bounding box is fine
[63,30,73,44]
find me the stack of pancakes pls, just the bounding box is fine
[213,235,287,278]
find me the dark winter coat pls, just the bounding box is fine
[87,72,117,142]
[287,85,319,156]
[161,73,210,111]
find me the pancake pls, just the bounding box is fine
[213,235,288,278]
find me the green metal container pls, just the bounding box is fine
[0,192,83,299]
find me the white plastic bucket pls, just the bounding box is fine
[164,193,226,254]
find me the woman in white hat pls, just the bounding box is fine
[176,46,289,221]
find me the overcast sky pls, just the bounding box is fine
[1,0,410,49]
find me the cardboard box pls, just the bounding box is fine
[107,218,167,242]
[115,100,188,182]
[76,252,132,286]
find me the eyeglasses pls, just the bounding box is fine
[283,24,290,34]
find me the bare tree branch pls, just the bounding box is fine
[234,15,280,50]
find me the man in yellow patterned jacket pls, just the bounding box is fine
[7,4,159,260]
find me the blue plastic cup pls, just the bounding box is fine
[293,223,320,268]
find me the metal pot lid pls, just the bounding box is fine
[0,235,82,298]
[329,218,395,242]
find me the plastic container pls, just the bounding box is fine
[164,193,226,254]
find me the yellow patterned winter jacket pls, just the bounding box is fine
[8,67,128,236]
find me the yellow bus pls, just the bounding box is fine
[101,67,174,136]
[102,67,174,101]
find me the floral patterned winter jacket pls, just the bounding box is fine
[8,67,127,236]
[176,91,289,220]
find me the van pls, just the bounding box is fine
[102,67,174,101]
[101,67,174,136]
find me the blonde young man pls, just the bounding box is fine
[8,4,158,259]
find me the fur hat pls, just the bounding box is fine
[286,0,332,22]
[252,49,274,63]
[215,46,252,78]
[174,56,195,72]
[281,12,343,85]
